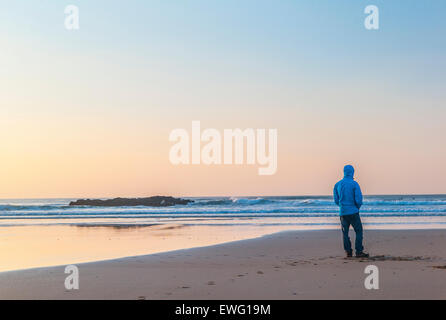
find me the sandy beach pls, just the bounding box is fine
[1,229,445,300]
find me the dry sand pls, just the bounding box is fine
[0,229,445,299]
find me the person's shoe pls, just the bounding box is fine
[346,251,353,258]
[355,252,369,258]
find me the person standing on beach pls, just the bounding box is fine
[333,165,369,258]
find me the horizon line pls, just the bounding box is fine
[1,193,446,200]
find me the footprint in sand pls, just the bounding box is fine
[363,255,432,262]
[432,265,446,270]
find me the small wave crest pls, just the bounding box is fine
[0,205,69,211]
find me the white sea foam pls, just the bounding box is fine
[1,196,446,228]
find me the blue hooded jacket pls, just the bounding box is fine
[333,165,363,216]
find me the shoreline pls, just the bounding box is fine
[0,228,280,275]
[2,224,446,274]
[0,223,306,273]
[1,225,446,274]
[1,229,445,299]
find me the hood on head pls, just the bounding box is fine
[344,165,355,178]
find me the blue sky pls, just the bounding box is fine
[3,1,445,81]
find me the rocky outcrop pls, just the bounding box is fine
[69,196,193,207]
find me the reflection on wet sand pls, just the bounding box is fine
[0,223,294,272]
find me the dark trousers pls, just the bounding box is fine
[340,213,364,253]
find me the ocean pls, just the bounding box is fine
[1,195,446,229]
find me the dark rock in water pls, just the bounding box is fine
[69,196,193,207]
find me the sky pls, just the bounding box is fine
[0,0,445,198]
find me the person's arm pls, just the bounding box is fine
[354,183,363,209]
[333,183,340,206]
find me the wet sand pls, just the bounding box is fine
[0,223,296,272]
[1,229,445,299]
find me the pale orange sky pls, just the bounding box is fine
[1,93,445,198]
